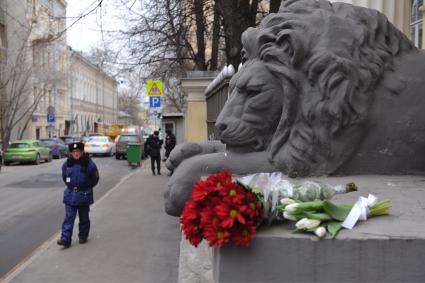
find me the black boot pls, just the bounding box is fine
[152,171,156,175]
[157,171,161,175]
[57,239,71,248]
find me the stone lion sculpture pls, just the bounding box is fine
[164,0,425,216]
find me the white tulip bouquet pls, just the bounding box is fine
[237,172,391,239]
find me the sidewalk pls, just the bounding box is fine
[3,163,181,283]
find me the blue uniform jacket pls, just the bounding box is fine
[62,155,99,206]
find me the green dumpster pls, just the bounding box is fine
[127,143,142,167]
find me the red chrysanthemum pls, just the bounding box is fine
[231,223,257,247]
[180,169,263,248]
[180,200,202,246]
[191,180,214,201]
[215,203,247,228]
[200,206,221,230]
[244,193,263,221]
[203,227,231,247]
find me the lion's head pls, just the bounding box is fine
[215,0,417,177]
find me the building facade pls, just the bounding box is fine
[331,0,424,48]
[30,0,69,139]
[0,0,69,141]
[68,49,118,136]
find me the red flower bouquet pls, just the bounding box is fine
[180,170,263,248]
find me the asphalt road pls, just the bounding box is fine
[0,156,135,277]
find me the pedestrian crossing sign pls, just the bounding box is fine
[147,80,163,97]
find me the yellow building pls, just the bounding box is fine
[181,72,216,142]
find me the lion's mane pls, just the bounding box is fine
[234,0,416,177]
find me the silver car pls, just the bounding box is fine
[84,136,115,156]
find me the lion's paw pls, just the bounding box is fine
[165,142,203,171]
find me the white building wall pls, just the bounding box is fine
[69,50,117,136]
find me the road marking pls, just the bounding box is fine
[0,168,141,283]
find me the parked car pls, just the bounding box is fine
[59,136,81,145]
[115,134,144,160]
[84,136,115,156]
[3,139,52,165]
[41,138,69,158]
[81,136,91,144]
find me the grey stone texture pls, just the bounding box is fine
[165,0,425,216]
[213,175,425,283]
[178,237,213,283]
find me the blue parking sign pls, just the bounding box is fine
[149,96,161,108]
[47,113,55,123]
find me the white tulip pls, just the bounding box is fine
[295,218,309,229]
[280,198,296,206]
[284,203,299,213]
[314,227,327,238]
[283,211,298,221]
[304,219,321,229]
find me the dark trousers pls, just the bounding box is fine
[61,205,90,243]
[150,156,161,174]
[165,149,172,158]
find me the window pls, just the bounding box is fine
[119,135,140,143]
[410,0,423,48]
[89,136,108,142]
[10,143,30,148]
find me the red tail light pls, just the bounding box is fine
[28,148,37,152]
[101,144,109,148]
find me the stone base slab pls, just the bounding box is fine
[212,175,425,283]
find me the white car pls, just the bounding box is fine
[84,136,115,156]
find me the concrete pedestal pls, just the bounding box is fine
[179,175,425,283]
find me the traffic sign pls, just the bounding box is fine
[47,113,55,123]
[149,96,161,108]
[147,80,163,97]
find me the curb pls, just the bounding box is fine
[1,168,141,283]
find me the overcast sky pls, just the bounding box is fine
[66,0,119,53]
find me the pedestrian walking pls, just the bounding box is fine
[145,131,163,175]
[164,129,176,161]
[57,142,99,248]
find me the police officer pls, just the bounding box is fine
[145,131,163,175]
[57,142,99,248]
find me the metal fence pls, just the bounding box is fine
[204,65,236,140]
[205,80,229,140]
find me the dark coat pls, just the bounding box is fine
[145,135,163,158]
[165,133,176,151]
[62,154,99,206]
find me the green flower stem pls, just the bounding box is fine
[301,211,333,221]
[369,199,391,216]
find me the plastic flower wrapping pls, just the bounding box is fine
[180,170,391,248]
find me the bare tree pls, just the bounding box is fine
[117,69,146,126]
[0,26,42,147]
[0,1,70,147]
[99,0,280,114]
